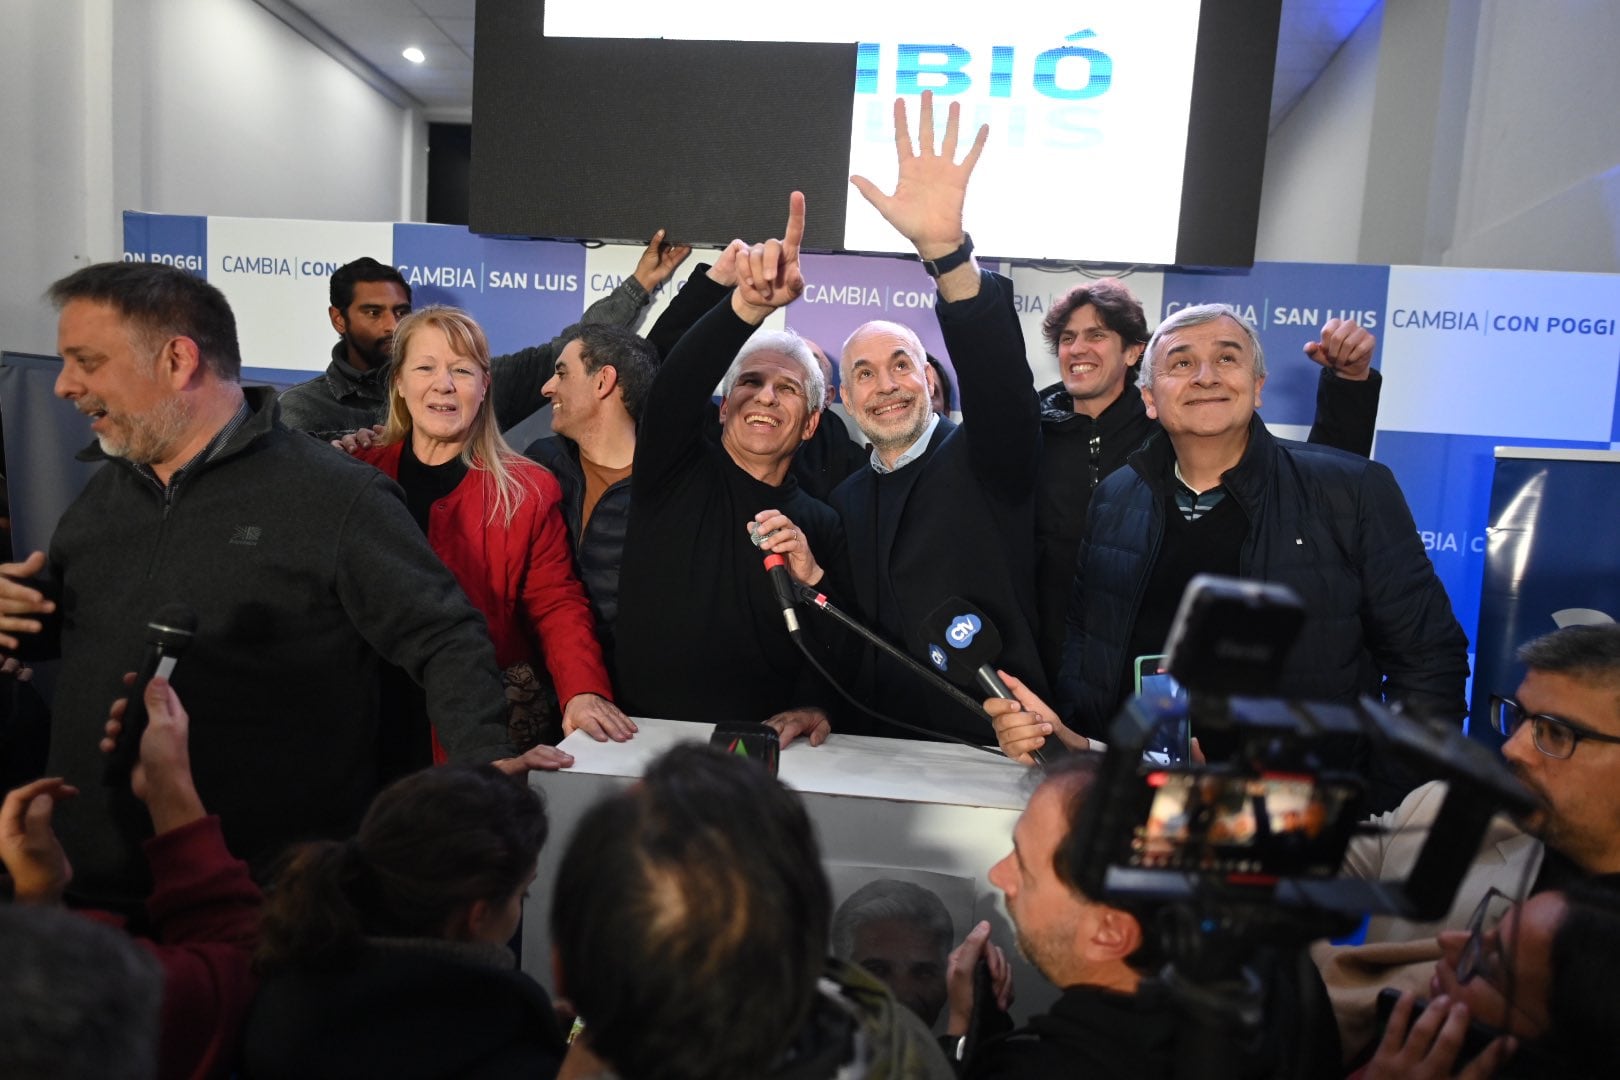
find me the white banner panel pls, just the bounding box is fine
[205,217,394,374]
[580,243,754,331]
[1379,265,1620,440]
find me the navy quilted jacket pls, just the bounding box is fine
[1056,418,1469,736]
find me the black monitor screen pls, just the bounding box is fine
[471,1,1281,267]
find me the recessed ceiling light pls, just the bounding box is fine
[403,46,426,63]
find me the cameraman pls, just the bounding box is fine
[952,753,1339,1078]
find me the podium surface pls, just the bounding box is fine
[524,716,1058,1024]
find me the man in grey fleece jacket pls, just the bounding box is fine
[0,262,571,911]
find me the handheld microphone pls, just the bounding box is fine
[761,553,802,636]
[750,522,802,637]
[921,597,1046,764]
[103,603,197,787]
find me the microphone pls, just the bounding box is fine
[750,522,802,637]
[921,597,1046,764]
[761,553,802,636]
[103,603,197,787]
[789,582,1015,751]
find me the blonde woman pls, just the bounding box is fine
[352,306,633,762]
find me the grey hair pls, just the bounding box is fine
[1140,303,1267,390]
[840,319,928,384]
[720,329,825,413]
[830,878,954,960]
[0,905,163,1080]
[1518,624,1620,688]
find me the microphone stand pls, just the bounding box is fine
[792,582,1045,762]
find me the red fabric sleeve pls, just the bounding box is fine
[141,816,263,1080]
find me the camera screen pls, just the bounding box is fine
[1129,770,1358,881]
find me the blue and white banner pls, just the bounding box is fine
[1469,449,1620,742]
[115,211,1620,699]
[1160,261,1390,432]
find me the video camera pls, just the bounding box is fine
[1069,574,1534,923]
[1063,577,1537,1078]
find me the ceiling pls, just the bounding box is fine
[270,0,1379,130]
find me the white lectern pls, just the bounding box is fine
[523,717,1060,1025]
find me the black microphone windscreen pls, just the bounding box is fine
[919,597,1005,687]
[148,603,197,653]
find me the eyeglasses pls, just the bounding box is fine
[1454,886,1515,985]
[1489,695,1620,759]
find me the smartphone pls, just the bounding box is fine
[1135,654,1190,764]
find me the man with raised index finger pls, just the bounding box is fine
[611,195,849,748]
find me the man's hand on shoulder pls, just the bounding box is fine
[1305,319,1375,381]
[330,424,386,455]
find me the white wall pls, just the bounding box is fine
[0,1,104,358]
[0,0,421,357]
[1254,5,1383,264]
[1259,0,1620,274]
[1444,0,1620,272]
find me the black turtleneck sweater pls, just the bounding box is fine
[613,297,848,725]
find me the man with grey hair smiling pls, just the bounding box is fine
[1039,302,1467,809]
[612,197,849,744]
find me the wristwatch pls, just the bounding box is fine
[921,234,974,278]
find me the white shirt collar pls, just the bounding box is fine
[869,412,941,475]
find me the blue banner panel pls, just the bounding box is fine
[1160,262,1390,428]
[391,224,587,358]
[1612,368,1620,443]
[121,212,207,277]
[1469,452,1620,744]
[1374,432,1612,687]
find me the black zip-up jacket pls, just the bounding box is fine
[522,434,630,665]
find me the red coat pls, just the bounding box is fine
[359,443,614,746]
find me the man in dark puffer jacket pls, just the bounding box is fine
[1031,277,1381,683]
[1054,303,1467,811]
